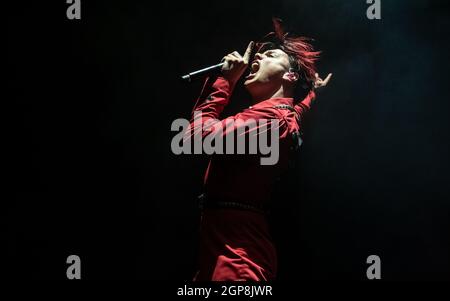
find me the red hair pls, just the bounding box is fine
[256,18,321,95]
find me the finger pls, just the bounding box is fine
[243,41,254,64]
[322,73,333,85]
[231,51,243,59]
[315,73,319,79]
[221,55,233,62]
[229,53,242,61]
[225,56,241,67]
[223,53,239,62]
[225,54,237,61]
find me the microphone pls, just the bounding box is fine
[181,62,224,82]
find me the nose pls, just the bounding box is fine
[254,53,264,60]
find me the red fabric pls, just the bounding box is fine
[195,209,276,281]
[190,76,312,281]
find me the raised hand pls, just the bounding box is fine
[221,41,254,89]
[314,73,333,89]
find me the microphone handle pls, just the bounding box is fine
[181,62,225,82]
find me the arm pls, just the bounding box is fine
[294,72,333,119]
[188,42,255,135]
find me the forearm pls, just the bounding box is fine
[191,76,233,120]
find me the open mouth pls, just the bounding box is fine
[246,61,260,79]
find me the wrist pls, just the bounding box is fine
[217,76,236,92]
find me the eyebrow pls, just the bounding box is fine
[264,50,280,55]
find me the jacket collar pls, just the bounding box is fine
[250,97,295,110]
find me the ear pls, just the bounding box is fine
[283,69,299,83]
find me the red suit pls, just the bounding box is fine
[190,76,313,281]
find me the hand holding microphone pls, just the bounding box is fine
[181,41,254,86]
[220,41,254,89]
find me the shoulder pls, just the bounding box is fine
[236,105,284,121]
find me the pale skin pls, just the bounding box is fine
[221,41,332,103]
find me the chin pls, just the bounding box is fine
[244,80,255,92]
[244,77,258,87]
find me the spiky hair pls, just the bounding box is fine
[255,18,321,93]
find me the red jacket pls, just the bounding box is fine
[190,76,314,281]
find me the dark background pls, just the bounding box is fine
[7,0,450,281]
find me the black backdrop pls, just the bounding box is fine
[7,0,450,281]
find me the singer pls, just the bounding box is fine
[188,19,332,281]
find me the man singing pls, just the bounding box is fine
[188,19,332,281]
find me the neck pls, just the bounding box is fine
[250,84,293,104]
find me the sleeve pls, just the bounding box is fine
[185,78,286,151]
[294,90,316,121]
[190,76,232,120]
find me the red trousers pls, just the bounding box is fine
[194,209,277,281]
